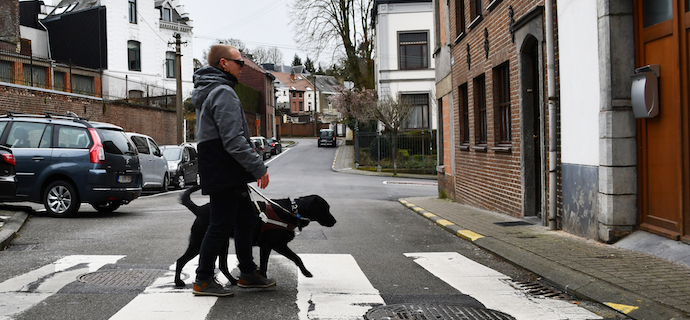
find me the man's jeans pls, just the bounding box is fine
[196,186,257,281]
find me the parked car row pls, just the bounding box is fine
[0,112,281,217]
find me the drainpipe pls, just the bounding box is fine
[545,0,558,230]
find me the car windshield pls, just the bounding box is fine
[98,129,136,155]
[320,131,333,138]
[162,147,181,160]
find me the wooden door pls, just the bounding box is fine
[634,0,688,240]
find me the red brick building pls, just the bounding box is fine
[435,0,556,223]
[238,55,276,138]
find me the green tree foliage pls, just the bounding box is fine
[292,54,302,67]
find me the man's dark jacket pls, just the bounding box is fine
[191,66,266,194]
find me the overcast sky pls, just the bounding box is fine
[182,0,317,67]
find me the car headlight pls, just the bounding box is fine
[168,162,178,172]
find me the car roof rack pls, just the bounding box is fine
[2,111,91,123]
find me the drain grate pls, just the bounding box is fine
[78,269,167,287]
[510,280,568,299]
[494,221,533,227]
[365,304,515,320]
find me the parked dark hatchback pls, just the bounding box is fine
[0,145,17,200]
[318,129,337,147]
[0,112,142,217]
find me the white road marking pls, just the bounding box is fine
[109,256,235,320]
[0,255,125,320]
[297,254,385,320]
[405,252,602,320]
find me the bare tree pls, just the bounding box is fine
[251,46,284,66]
[266,46,284,65]
[290,0,375,89]
[330,87,413,174]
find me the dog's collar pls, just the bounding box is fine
[291,199,302,219]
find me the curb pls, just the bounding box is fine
[398,199,690,320]
[0,211,29,250]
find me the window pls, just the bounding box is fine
[130,136,150,154]
[455,0,466,40]
[643,0,671,27]
[493,63,510,144]
[57,127,90,149]
[128,41,141,71]
[474,74,487,145]
[129,0,137,23]
[470,0,482,19]
[54,71,65,91]
[299,93,303,98]
[72,75,94,96]
[166,51,176,78]
[8,122,50,148]
[162,7,172,22]
[399,32,429,70]
[459,83,469,144]
[402,93,430,129]
[0,60,12,83]
[22,65,47,88]
[299,101,303,111]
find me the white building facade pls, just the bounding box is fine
[373,0,437,131]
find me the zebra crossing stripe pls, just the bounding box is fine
[0,255,124,320]
[405,252,602,320]
[296,254,385,320]
[108,256,231,320]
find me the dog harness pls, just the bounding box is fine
[260,204,297,232]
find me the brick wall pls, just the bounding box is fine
[448,1,547,218]
[0,84,177,145]
[0,0,19,52]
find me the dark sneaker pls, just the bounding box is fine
[238,270,276,289]
[192,278,234,297]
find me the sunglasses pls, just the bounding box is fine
[222,57,245,68]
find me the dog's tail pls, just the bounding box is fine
[180,185,202,216]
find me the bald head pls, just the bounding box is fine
[208,44,239,68]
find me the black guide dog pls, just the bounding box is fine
[175,185,336,287]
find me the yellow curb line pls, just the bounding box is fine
[436,219,454,227]
[457,230,484,242]
[604,303,639,314]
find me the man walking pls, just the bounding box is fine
[191,44,275,297]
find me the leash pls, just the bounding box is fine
[247,185,309,224]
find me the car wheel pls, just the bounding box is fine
[177,174,185,189]
[91,202,121,213]
[44,180,81,217]
[161,173,169,192]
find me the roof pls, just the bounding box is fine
[269,71,314,92]
[313,75,341,94]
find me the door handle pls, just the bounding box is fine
[32,156,44,161]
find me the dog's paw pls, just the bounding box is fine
[303,270,313,278]
[174,280,186,287]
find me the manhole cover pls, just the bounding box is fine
[365,304,515,320]
[78,269,167,287]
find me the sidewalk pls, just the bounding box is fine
[334,144,690,320]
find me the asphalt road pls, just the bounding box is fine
[0,138,620,319]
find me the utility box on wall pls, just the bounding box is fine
[631,64,660,118]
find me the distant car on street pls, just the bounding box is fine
[252,140,265,161]
[251,136,271,160]
[318,129,337,147]
[266,137,282,155]
[0,145,17,201]
[0,112,142,217]
[161,144,199,189]
[126,132,169,192]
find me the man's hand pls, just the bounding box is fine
[257,172,269,189]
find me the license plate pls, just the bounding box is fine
[118,175,132,183]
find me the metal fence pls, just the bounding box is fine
[1,50,177,109]
[354,130,437,174]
